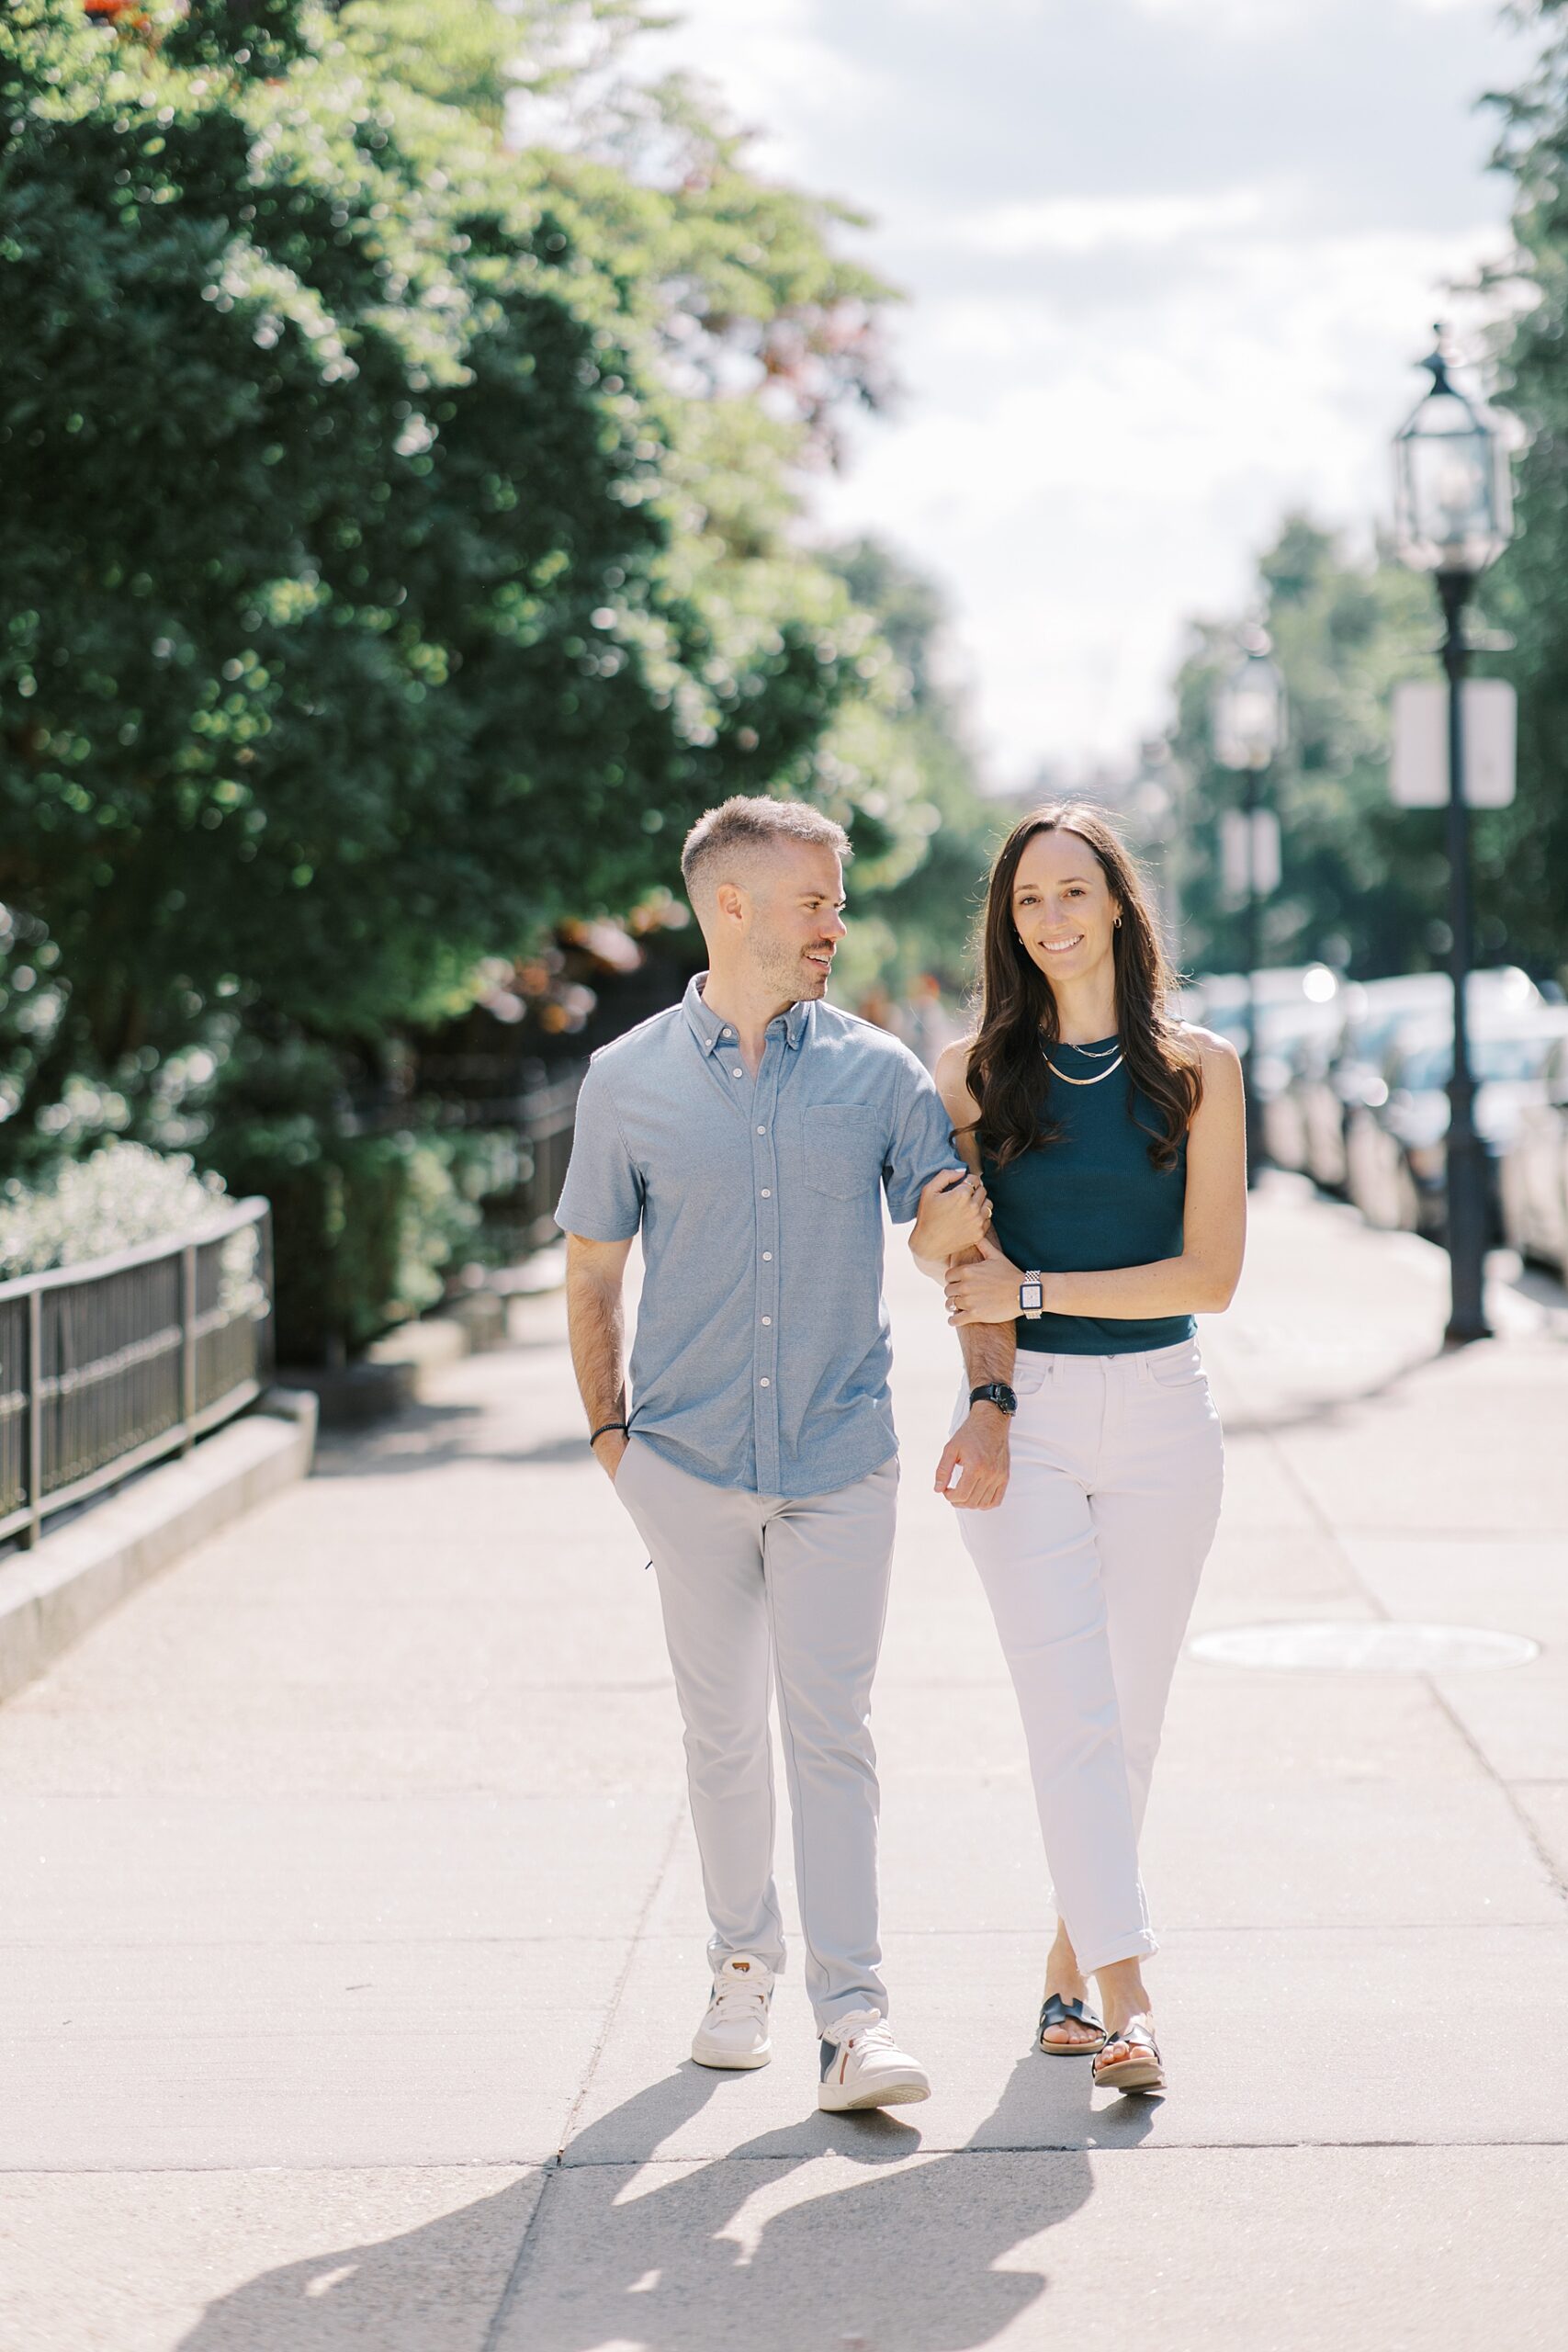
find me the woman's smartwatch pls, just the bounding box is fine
[1019,1272,1044,1319]
[969,1381,1018,1417]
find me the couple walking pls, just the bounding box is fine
[558,794,1245,2109]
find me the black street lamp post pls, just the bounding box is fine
[1213,629,1285,1189]
[1392,333,1515,1346]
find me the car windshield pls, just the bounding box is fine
[1399,1031,1562,1091]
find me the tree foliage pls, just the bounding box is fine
[822,537,1000,1002]
[1167,516,1460,981]
[0,0,922,1171]
[0,0,987,1350]
[1478,0,1568,984]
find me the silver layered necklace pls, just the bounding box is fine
[1042,1033,1123,1086]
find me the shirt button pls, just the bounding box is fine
[756,1125,766,1135]
[732,1069,743,1079]
[720,1028,731,1037]
[761,1189,771,1198]
[760,1376,771,1387]
[762,1251,773,1261]
[761,1316,772,1326]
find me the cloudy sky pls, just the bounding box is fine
[622,0,1531,786]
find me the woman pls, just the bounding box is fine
[923,803,1245,2095]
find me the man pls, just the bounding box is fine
[556,795,986,2110]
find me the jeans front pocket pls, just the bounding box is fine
[1148,1340,1205,1388]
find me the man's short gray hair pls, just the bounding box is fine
[680,796,851,904]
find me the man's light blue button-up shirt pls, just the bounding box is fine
[555,975,962,1498]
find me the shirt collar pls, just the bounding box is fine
[683,974,812,1056]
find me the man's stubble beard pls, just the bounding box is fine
[753,935,830,1004]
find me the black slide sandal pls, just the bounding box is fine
[1037,1992,1108,2054]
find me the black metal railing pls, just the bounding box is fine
[0,1198,274,1550]
[477,1069,583,1262]
[367,1059,585,1266]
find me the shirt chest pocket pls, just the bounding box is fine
[802,1103,886,1201]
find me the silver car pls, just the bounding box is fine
[1500,1033,1568,1286]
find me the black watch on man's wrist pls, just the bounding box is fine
[969,1381,1018,1418]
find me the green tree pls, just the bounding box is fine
[822,537,1001,1002]
[1481,0,1568,987]
[0,0,908,1152]
[1167,516,1454,980]
[2,0,954,1348]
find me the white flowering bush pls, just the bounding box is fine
[0,1141,232,1282]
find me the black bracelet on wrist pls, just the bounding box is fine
[590,1420,629,1447]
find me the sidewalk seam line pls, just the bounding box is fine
[548,2136,1568,2163]
[6,2138,1568,2179]
[478,1793,685,2347]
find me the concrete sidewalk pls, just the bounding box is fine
[2,1181,1565,2350]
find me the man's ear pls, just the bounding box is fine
[713,880,749,930]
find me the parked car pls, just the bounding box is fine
[1500,1032,1568,1285]
[1345,1006,1568,1240]
[1265,1025,1337,1179]
[1293,967,1540,1197]
[1189,965,1340,1052]
[1257,1000,1353,1173]
[1184,967,1346,1175]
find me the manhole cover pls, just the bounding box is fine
[1188,1621,1538,1672]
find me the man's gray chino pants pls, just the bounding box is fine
[615,1435,898,2035]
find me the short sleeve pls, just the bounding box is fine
[882,1054,964,1224]
[553,1060,644,1241]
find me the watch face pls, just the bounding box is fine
[1020,1282,1043,1312]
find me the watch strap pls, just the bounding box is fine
[969,1381,1018,1417]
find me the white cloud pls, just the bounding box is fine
[945,187,1270,257]
[811,220,1517,773]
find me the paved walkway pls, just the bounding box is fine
[2,1182,1566,2350]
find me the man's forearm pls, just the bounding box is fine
[564,1267,628,1431]
[951,1245,1017,1386]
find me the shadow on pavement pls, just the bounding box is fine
[1213,1337,1445,1439]
[177,2056,1157,2351]
[311,1400,593,1477]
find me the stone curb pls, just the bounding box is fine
[0,1390,318,1707]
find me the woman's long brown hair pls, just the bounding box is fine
[967,803,1201,1171]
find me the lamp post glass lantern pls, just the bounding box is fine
[1213,639,1285,775]
[1390,329,1514,1345]
[1213,630,1284,1187]
[1393,339,1512,576]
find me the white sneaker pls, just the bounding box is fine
[691,1953,774,2069]
[818,2007,931,2110]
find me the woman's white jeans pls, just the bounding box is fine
[953,1337,1224,1976]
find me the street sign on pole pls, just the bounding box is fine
[1250,806,1280,894]
[1391,678,1516,807]
[1220,808,1280,907]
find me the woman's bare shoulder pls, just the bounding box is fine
[1173,1020,1241,1069]
[931,1044,982,1124]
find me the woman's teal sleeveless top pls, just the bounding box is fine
[981,1036,1192,1357]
